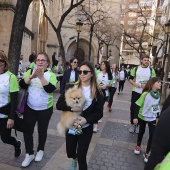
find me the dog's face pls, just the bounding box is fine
[65,88,86,107]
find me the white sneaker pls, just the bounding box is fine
[35,150,44,162]
[98,119,102,123]
[22,154,34,167]
[93,124,99,133]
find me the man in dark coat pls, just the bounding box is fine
[29,51,36,63]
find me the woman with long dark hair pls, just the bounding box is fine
[93,61,113,132]
[107,64,118,111]
[60,58,79,94]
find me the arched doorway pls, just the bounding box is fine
[74,48,85,65]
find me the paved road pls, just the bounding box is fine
[0,82,148,170]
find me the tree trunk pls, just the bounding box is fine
[161,58,169,105]
[88,25,94,61]
[8,0,32,75]
[56,31,66,69]
[106,44,109,58]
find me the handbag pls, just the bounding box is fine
[16,88,28,114]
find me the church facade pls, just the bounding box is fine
[0,0,122,66]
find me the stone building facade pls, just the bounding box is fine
[0,0,122,67]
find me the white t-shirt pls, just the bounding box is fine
[135,67,152,94]
[0,71,19,107]
[119,70,125,81]
[69,70,75,82]
[97,72,110,97]
[81,85,92,128]
[23,70,57,110]
[81,85,92,111]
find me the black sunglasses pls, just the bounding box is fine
[78,70,91,75]
[74,61,78,64]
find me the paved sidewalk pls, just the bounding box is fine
[0,82,148,170]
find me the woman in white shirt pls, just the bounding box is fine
[108,64,118,111]
[94,61,113,132]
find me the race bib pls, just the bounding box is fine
[151,105,160,114]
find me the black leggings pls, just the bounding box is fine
[66,125,93,170]
[118,80,125,92]
[130,91,141,124]
[0,118,18,148]
[108,87,117,107]
[137,118,156,154]
[23,105,53,154]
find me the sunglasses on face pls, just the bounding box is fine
[78,70,91,75]
[74,61,78,64]
[0,59,5,63]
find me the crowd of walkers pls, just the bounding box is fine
[0,50,170,170]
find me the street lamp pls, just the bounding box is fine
[109,49,112,56]
[148,43,152,51]
[76,20,83,58]
[161,20,170,80]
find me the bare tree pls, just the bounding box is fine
[8,0,33,75]
[78,4,110,60]
[121,0,165,59]
[41,0,85,70]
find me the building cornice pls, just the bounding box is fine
[0,3,16,12]
[47,44,58,48]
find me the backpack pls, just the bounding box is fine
[135,66,153,78]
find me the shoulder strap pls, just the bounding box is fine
[135,66,138,77]
[150,67,152,78]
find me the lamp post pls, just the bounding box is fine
[109,49,112,57]
[162,20,170,80]
[76,20,83,58]
[148,43,152,54]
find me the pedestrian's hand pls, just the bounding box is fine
[36,68,44,79]
[135,83,141,88]
[133,119,138,125]
[156,118,159,125]
[77,116,87,126]
[7,119,14,129]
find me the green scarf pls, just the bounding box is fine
[150,90,160,99]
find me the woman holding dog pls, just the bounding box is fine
[56,61,104,170]
[19,52,57,167]
[60,57,79,94]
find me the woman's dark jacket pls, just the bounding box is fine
[60,68,78,94]
[56,88,104,124]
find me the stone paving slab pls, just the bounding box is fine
[101,121,148,145]
[110,108,130,121]
[0,132,65,170]
[88,144,145,170]
[112,101,131,111]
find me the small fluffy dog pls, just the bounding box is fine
[57,87,86,135]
